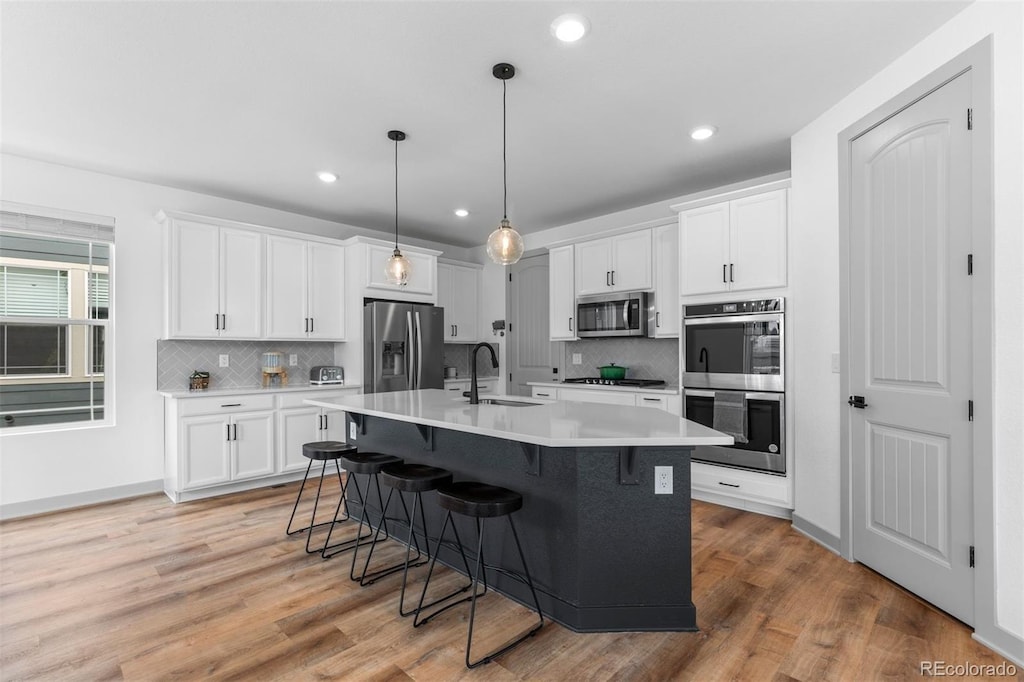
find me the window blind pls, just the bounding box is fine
[0,266,70,318]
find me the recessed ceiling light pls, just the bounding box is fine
[317,171,338,183]
[551,14,589,43]
[690,125,717,141]
[454,209,469,218]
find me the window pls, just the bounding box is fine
[0,204,114,430]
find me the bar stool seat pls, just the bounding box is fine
[381,463,455,493]
[417,480,544,669]
[285,441,358,555]
[438,481,523,517]
[341,451,403,474]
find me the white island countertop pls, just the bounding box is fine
[305,388,733,448]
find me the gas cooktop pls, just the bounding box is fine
[562,378,667,387]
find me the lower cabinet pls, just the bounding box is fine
[443,378,497,397]
[538,385,680,414]
[690,462,792,516]
[165,388,358,502]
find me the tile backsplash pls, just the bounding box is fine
[443,342,500,380]
[157,340,336,391]
[562,337,679,384]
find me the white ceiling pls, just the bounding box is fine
[2,1,969,248]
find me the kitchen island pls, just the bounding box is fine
[304,389,731,632]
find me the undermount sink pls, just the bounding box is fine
[471,398,543,407]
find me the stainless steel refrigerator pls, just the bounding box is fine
[363,300,444,393]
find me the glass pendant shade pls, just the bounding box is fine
[385,248,411,285]
[486,218,525,265]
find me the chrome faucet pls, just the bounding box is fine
[464,342,498,405]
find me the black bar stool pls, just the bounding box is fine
[415,480,544,669]
[327,451,403,566]
[285,440,358,554]
[361,462,474,613]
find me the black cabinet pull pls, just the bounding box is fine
[305,318,309,333]
[611,270,615,286]
[642,397,660,402]
[729,263,734,282]
[215,313,220,330]
[220,403,241,407]
[569,316,573,332]
[226,423,230,441]
[221,313,226,330]
[723,264,727,283]
[233,423,238,441]
[322,414,327,430]
[718,481,740,488]
[536,392,550,397]
[309,317,313,333]
[656,311,661,327]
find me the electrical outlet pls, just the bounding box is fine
[572,353,582,365]
[349,421,357,440]
[219,354,229,368]
[655,466,673,494]
[289,354,298,366]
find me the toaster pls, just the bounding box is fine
[310,366,344,385]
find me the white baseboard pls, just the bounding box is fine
[973,629,1024,668]
[0,479,164,520]
[791,513,842,555]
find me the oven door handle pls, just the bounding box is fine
[683,313,783,326]
[684,389,784,402]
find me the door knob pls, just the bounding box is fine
[848,395,868,408]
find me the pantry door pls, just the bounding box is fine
[847,70,974,623]
[507,253,558,395]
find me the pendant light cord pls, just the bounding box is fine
[393,137,400,249]
[502,78,508,221]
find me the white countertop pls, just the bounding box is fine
[159,383,359,399]
[528,381,680,395]
[305,388,731,448]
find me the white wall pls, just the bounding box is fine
[789,0,1023,653]
[0,153,471,511]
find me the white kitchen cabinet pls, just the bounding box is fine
[276,390,352,473]
[266,236,346,340]
[678,188,787,296]
[437,261,481,342]
[574,230,652,296]
[548,245,578,341]
[557,387,637,407]
[690,461,792,514]
[443,378,496,398]
[533,384,680,414]
[179,408,275,490]
[651,223,680,337]
[531,386,558,400]
[162,216,263,339]
[365,243,437,297]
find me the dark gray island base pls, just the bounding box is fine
[344,412,696,633]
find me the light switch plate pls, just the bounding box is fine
[289,354,298,366]
[219,354,229,368]
[572,353,582,365]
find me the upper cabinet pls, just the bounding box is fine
[364,242,437,299]
[266,236,346,341]
[574,230,653,296]
[677,187,788,296]
[437,261,481,343]
[651,223,680,337]
[161,214,263,339]
[549,245,578,341]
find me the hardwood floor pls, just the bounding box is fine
[1,481,1016,681]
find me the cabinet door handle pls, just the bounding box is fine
[642,397,660,402]
[606,271,610,286]
[305,318,309,333]
[310,317,314,333]
[611,270,615,286]
[454,324,458,337]
[233,423,238,441]
[215,313,220,330]
[723,264,727,283]
[220,403,242,407]
[729,264,734,282]
[569,316,573,332]
[221,313,226,330]
[536,392,550,397]
[226,423,231,441]
[718,481,740,488]
[656,311,661,327]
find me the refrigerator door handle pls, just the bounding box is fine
[405,311,415,389]
[414,311,424,390]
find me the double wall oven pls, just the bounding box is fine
[682,298,786,475]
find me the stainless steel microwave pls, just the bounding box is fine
[576,291,650,337]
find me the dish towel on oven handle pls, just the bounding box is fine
[712,391,749,444]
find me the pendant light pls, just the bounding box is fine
[486,62,525,265]
[385,129,412,286]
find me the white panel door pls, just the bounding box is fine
[850,72,973,624]
[679,203,730,296]
[548,246,577,341]
[574,239,613,296]
[609,230,652,291]
[307,242,346,340]
[652,224,680,337]
[509,254,557,394]
[231,411,275,480]
[181,415,230,489]
[265,235,308,339]
[169,220,220,338]
[729,189,788,291]
[219,227,263,338]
